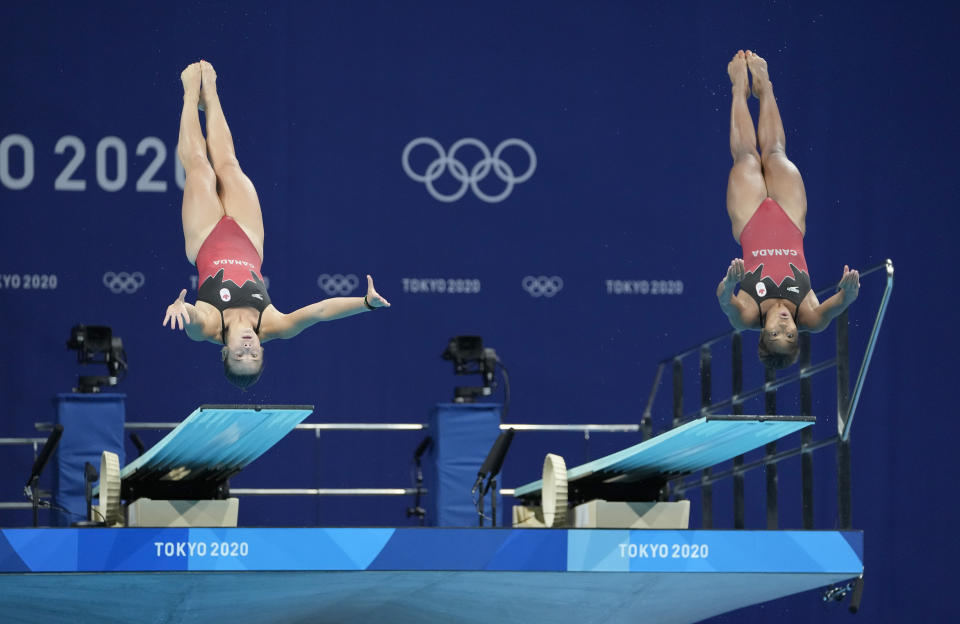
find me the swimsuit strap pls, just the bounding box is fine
[219,309,227,345]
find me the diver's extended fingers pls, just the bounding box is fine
[163,308,179,330]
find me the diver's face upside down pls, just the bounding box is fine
[222,328,264,375]
[762,301,798,353]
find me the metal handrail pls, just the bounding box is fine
[22,420,636,504]
[0,439,50,514]
[51,422,639,434]
[120,422,427,431]
[0,438,48,446]
[503,424,639,432]
[225,488,538,498]
[689,357,837,418]
[842,259,894,440]
[672,435,839,495]
[230,488,424,497]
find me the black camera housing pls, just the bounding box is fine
[66,325,127,392]
[441,336,498,403]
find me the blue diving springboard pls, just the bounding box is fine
[94,404,313,501]
[514,414,814,501]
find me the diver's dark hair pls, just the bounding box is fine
[757,332,800,371]
[222,353,264,390]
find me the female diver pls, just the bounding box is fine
[718,51,859,369]
[163,61,390,388]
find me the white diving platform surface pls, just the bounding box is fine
[92,404,314,500]
[0,527,862,624]
[514,415,815,501]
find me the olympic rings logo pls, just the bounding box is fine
[522,275,563,298]
[317,273,360,296]
[402,138,536,203]
[102,271,145,294]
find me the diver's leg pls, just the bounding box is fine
[748,51,807,235]
[199,61,265,259]
[726,50,767,242]
[178,62,223,264]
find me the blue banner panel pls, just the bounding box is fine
[185,528,394,571]
[0,533,29,572]
[1,529,79,572]
[76,527,189,572]
[367,527,562,571]
[0,528,863,576]
[566,530,864,574]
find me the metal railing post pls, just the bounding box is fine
[731,333,745,529]
[672,359,683,429]
[837,310,853,530]
[800,333,815,530]
[700,345,713,529]
[764,366,778,530]
[641,363,664,442]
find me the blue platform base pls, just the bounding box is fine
[52,393,125,526]
[0,527,863,624]
[425,403,502,526]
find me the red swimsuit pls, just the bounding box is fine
[739,198,811,310]
[196,216,264,286]
[195,217,271,340]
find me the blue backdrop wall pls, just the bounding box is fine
[2,1,958,622]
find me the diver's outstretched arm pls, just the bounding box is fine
[162,288,214,342]
[268,275,390,340]
[716,259,758,330]
[804,266,860,333]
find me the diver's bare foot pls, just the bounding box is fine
[727,50,749,98]
[745,50,771,98]
[199,60,218,110]
[181,62,201,100]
